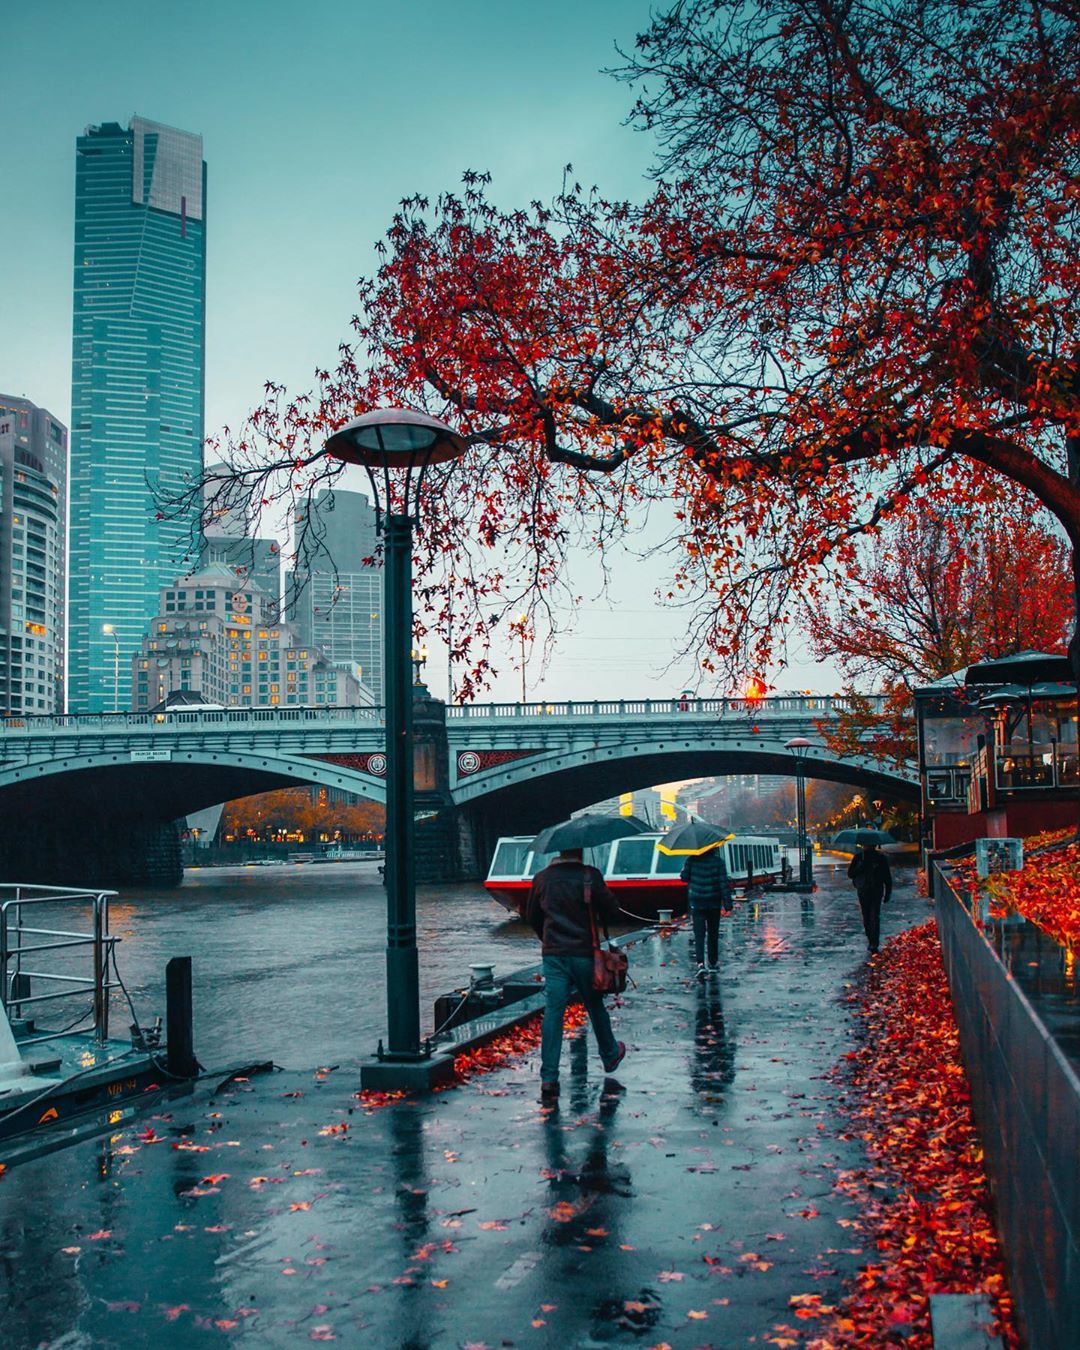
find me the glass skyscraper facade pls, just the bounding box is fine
[0,395,67,715]
[285,490,384,700]
[68,116,206,711]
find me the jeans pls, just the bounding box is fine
[692,909,721,967]
[540,954,620,1083]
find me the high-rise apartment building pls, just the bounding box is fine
[0,396,67,714]
[132,564,372,712]
[286,489,383,699]
[68,116,206,711]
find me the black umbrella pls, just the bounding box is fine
[852,828,895,847]
[965,650,1073,686]
[529,814,647,855]
[655,819,735,856]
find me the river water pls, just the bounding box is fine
[105,860,539,1070]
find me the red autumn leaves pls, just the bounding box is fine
[805,923,1018,1349]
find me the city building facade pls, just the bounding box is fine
[132,564,372,712]
[69,116,206,711]
[0,396,67,714]
[286,488,383,699]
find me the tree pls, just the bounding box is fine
[178,0,1080,693]
[222,788,383,843]
[812,482,1072,765]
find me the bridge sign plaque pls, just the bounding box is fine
[130,749,173,762]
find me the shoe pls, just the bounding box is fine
[706,963,719,973]
[694,963,706,980]
[540,1081,559,1101]
[603,1041,627,1074]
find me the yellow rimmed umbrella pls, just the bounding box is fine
[655,820,736,856]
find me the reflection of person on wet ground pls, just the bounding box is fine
[689,985,736,1102]
[541,1045,631,1239]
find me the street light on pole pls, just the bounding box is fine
[324,408,466,1090]
[518,613,527,705]
[410,644,429,686]
[102,624,120,710]
[784,736,813,888]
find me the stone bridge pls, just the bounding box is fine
[0,694,915,885]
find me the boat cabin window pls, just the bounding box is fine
[655,849,685,875]
[528,850,555,876]
[490,839,532,877]
[610,837,658,876]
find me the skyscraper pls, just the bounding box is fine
[68,116,206,711]
[0,395,67,714]
[286,489,384,699]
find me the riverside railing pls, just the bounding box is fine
[0,886,117,1046]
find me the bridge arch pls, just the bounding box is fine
[455,736,916,863]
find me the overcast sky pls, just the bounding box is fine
[1,0,839,703]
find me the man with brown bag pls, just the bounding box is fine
[527,847,627,1103]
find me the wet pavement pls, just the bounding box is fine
[1,872,930,1349]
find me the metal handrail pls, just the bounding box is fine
[0,885,117,1045]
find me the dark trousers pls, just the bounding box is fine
[858,892,883,952]
[692,909,721,967]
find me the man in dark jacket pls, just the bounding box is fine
[847,842,892,955]
[526,848,627,1101]
[680,847,734,976]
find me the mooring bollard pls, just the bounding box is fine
[166,956,197,1078]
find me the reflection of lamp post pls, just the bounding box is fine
[325,410,465,1083]
[410,644,429,686]
[102,623,120,710]
[518,613,527,705]
[785,736,812,887]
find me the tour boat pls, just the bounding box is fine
[485,832,785,922]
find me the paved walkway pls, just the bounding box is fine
[1,870,929,1349]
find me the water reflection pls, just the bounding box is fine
[690,986,736,1104]
[984,909,1080,1071]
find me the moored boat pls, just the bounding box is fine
[485,831,784,922]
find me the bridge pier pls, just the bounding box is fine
[0,814,183,889]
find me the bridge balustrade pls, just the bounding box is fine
[0,693,885,738]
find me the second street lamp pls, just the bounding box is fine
[324,408,466,1089]
[102,623,120,710]
[784,736,813,888]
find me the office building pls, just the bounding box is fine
[133,563,372,712]
[0,396,67,714]
[286,488,383,699]
[200,534,282,609]
[68,116,206,711]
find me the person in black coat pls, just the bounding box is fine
[680,847,734,976]
[847,842,892,955]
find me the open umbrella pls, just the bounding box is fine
[656,819,735,856]
[529,814,647,856]
[851,828,895,847]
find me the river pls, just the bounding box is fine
[103,861,537,1071]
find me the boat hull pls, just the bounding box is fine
[486,877,689,922]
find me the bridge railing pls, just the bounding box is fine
[0,705,385,734]
[445,695,886,719]
[0,693,884,735]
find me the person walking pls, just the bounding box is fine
[680,846,734,977]
[527,847,627,1103]
[847,841,892,955]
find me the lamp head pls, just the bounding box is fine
[785,736,811,758]
[323,409,466,469]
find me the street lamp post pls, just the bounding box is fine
[411,644,429,686]
[518,613,527,705]
[102,624,120,710]
[784,736,813,888]
[324,409,466,1087]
